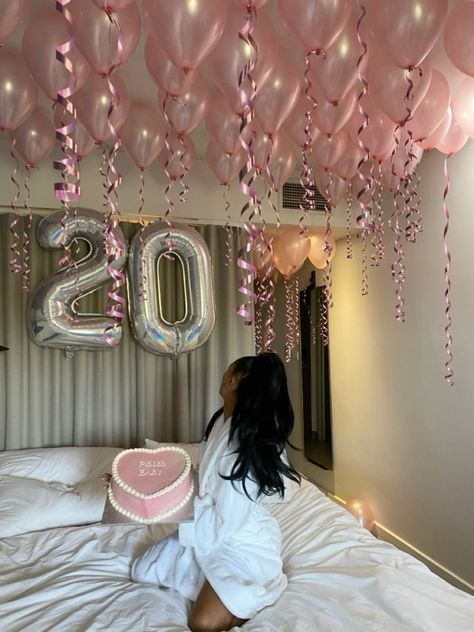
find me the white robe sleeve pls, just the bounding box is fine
[179,454,258,556]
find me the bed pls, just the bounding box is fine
[0,446,473,631]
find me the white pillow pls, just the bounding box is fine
[144,439,200,468]
[0,447,121,538]
[0,446,121,485]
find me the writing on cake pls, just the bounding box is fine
[138,459,167,477]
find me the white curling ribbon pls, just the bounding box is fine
[128,222,215,357]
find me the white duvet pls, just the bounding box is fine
[1,477,473,632]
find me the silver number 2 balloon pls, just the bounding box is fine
[128,222,215,356]
[28,209,127,356]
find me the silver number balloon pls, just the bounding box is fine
[128,222,215,356]
[28,208,127,355]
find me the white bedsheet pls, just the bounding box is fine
[0,479,473,631]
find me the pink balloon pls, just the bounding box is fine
[310,16,366,106]
[143,0,228,71]
[444,1,474,77]
[420,107,452,150]
[54,106,96,160]
[92,0,135,11]
[9,107,55,166]
[435,107,468,155]
[120,102,165,171]
[367,0,448,69]
[278,0,351,54]
[206,91,250,155]
[311,129,348,170]
[452,77,474,139]
[206,5,277,114]
[313,88,358,136]
[307,230,336,269]
[272,226,310,277]
[283,94,320,148]
[333,140,365,181]
[406,69,450,141]
[312,167,347,207]
[72,72,129,144]
[348,96,397,162]
[0,0,30,46]
[206,140,245,185]
[255,52,302,135]
[251,125,282,172]
[70,0,140,76]
[367,47,432,125]
[266,135,297,191]
[159,75,209,136]
[160,131,196,179]
[145,37,196,97]
[22,9,90,102]
[0,48,37,132]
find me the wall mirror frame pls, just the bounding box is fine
[300,271,333,471]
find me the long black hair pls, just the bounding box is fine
[205,352,301,499]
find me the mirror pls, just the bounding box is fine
[300,272,333,470]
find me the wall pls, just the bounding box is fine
[281,144,474,590]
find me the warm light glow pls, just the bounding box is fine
[187,0,198,14]
[141,129,148,138]
[100,95,108,106]
[273,79,282,89]
[30,130,37,137]
[339,38,349,59]
[414,3,423,21]
[4,80,12,93]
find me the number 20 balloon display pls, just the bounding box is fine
[28,209,216,357]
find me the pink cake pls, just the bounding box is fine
[108,447,194,523]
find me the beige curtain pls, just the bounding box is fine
[0,213,253,450]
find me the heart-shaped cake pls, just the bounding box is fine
[108,447,194,523]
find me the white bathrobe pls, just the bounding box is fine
[131,415,290,619]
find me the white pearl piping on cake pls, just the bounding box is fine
[107,477,195,524]
[111,447,191,500]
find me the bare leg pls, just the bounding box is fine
[189,580,247,632]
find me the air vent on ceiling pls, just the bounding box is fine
[280,180,327,212]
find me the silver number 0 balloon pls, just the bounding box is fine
[128,222,215,356]
[28,209,127,355]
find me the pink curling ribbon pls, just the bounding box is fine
[236,4,259,324]
[370,162,385,267]
[103,13,126,343]
[137,169,147,300]
[161,94,177,255]
[177,130,190,205]
[323,172,335,312]
[254,276,264,354]
[21,164,33,292]
[442,155,454,386]
[346,180,353,259]
[355,0,374,238]
[293,274,301,354]
[390,181,406,323]
[411,167,423,237]
[9,137,22,275]
[284,275,298,362]
[223,184,233,267]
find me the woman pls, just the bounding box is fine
[131,352,300,632]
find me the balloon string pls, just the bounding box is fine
[262,274,276,351]
[361,232,368,296]
[254,277,264,354]
[162,95,176,255]
[355,0,373,235]
[300,50,319,236]
[411,167,423,237]
[284,275,298,362]
[346,180,353,259]
[53,0,80,205]
[442,154,454,386]
[321,201,332,345]
[177,132,190,204]
[371,162,385,266]
[138,169,147,301]
[303,288,316,345]
[237,5,258,324]
[390,181,406,322]
[21,164,32,292]
[223,183,233,267]
[9,137,21,275]
[294,274,301,357]
[103,13,126,345]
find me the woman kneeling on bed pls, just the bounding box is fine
[131,352,300,631]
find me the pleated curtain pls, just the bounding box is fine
[0,214,253,450]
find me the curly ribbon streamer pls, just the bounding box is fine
[137,169,147,300]
[303,288,317,345]
[293,274,301,356]
[371,163,385,267]
[389,181,406,322]
[442,155,454,386]
[103,13,126,344]
[410,166,423,238]
[284,275,298,362]
[223,184,233,267]
[161,94,177,254]
[21,164,33,292]
[177,129,190,205]
[346,180,353,259]
[355,1,374,238]
[9,137,22,275]
[262,274,276,351]
[321,200,333,344]
[254,276,264,354]
[236,5,259,324]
